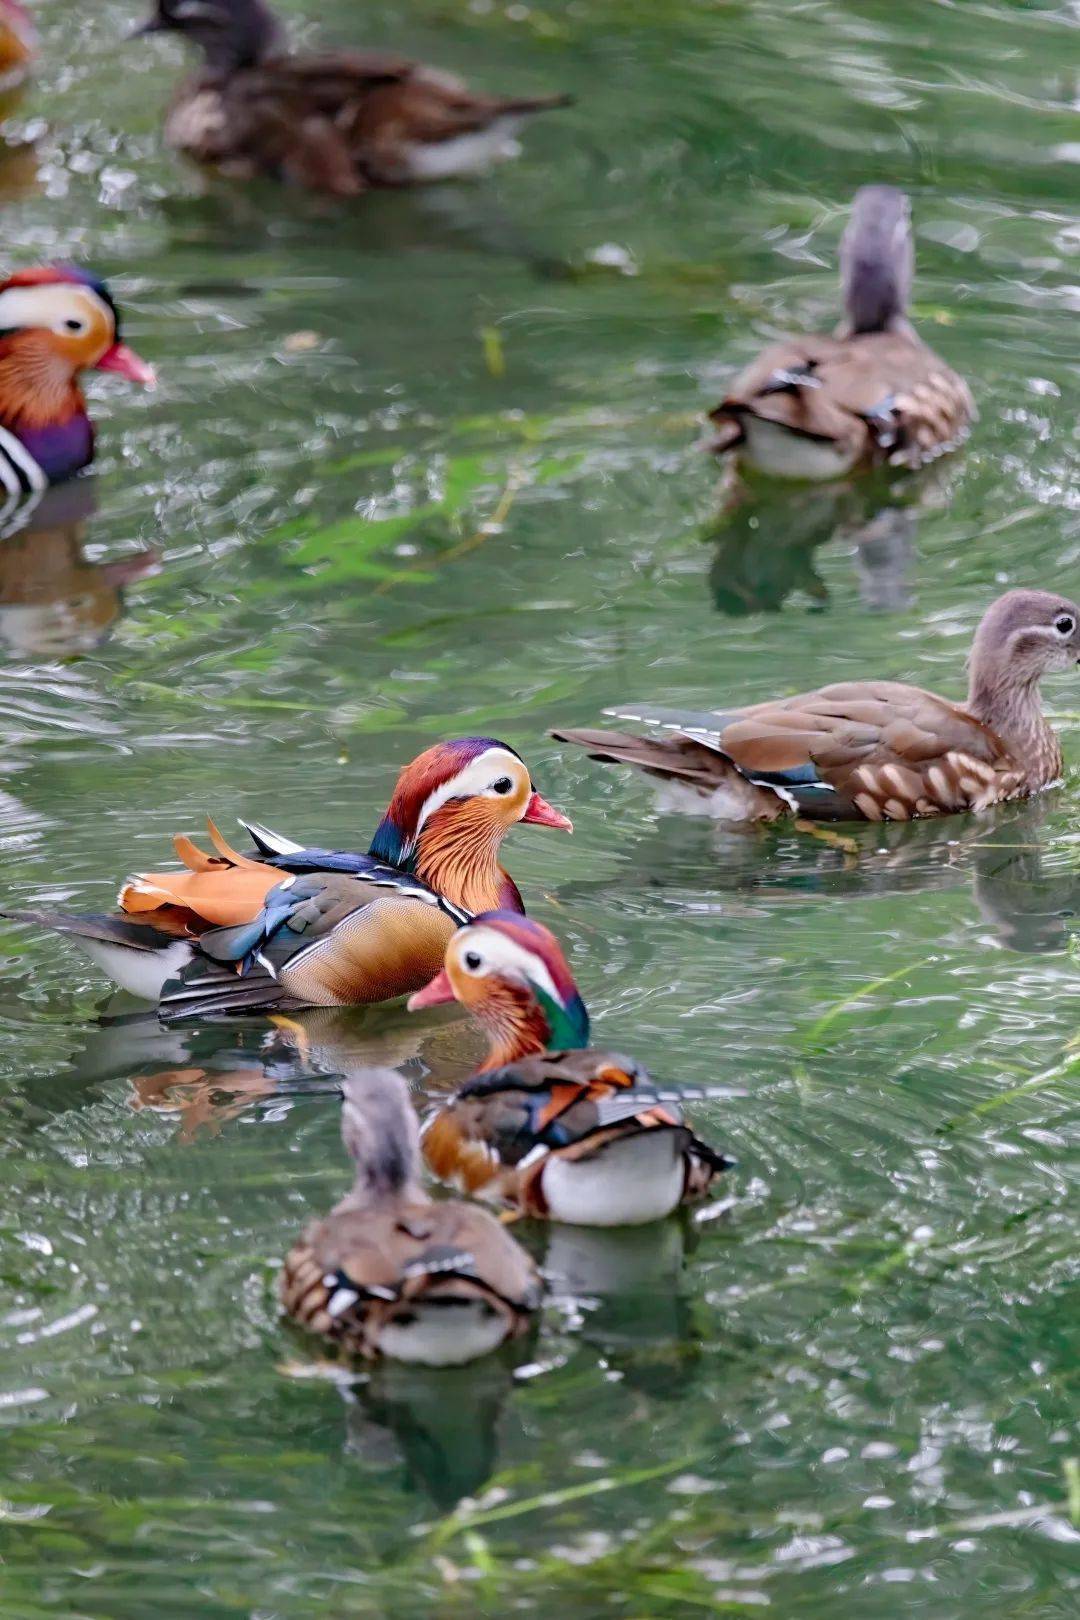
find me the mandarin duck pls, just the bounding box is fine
[552,590,1080,825]
[410,913,732,1226]
[133,0,571,198]
[0,266,155,494]
[1,738,571,1013]
[280,1069,541,1365]
[0,0,33,90]
[706,186,974,479]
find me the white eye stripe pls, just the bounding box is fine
[454,926,562,1003]
[414,747,524,837]
[0,284,111,337]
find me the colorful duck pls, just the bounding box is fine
[2,738,571,1012]
[134,0,571,197]
[0,1,34,91]
[705,186,974,479]
[281,1069,541,1364]
[0,266,155,494]
[552,590,1080,824]
[411,913,732,1225]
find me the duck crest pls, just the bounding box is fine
[368,737,527,913]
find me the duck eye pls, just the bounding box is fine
[463,950,483,972]
[491,777,513,795]
[63,319,85,333]
[1055,614,1075,636]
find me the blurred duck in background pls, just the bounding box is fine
[0,266,155,492]
[0,0,34,92]
[280,1069,541,1364]
[705,186,974,479]
[133,0,571,198]
[412,913,733,1226]
[0,483,159,660]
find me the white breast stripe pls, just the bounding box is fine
[0,426,45,495]
[0,425,46,492]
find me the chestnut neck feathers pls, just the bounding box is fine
[336,1071,424,1214]
[474,970,591,1071]
[839,185,914,337]
[411,802,517,917]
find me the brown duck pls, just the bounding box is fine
[552,590,1080,824]
[281,1069,541,1364]
[134,0,571,197]
[706,186,974,479]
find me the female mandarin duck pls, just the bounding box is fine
[133,0,570,197]
[706,186,974,479]
[410,914,732,1226]
[2,738,571,1013]
[552,590,1080,825]
[0,266,155,493]
[281,1069,540,1364]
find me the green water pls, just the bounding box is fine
[0,1,1078,1614]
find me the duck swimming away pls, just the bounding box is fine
[705,186,974,479]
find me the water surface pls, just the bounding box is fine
[0,3,1078,1616]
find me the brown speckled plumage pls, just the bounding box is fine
[706,187,975,478]
[552,590,1080,825]
[280,1070,540,1362]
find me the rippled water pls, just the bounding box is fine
[1,2,1078,1615]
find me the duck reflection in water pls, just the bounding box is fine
[338,1349,531,1511]
[0,484,159,660]
[560,798,1080,957]
[119,999,478,1141]
[706,465,961,618]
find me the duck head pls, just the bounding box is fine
[0,267,154,481]
[408,911,590,1069]
[133,0,285,72]
[0,266,154,414]
[368,739,572,916]
[840,184,914,336]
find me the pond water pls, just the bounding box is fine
[0,1,1078,1615]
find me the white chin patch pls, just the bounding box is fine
[375,1299,509,1365]
[740,417,858,480]
[542,1132,685,1226]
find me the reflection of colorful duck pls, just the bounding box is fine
[0,483,159,660]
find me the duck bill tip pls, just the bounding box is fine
[522,790,573,833]
[95,342,156,389]
[407,968,456,1013]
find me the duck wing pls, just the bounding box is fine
[709,330,973,467]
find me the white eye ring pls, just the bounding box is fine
[463,950,484,973]
[1054,614,1075,637]
[62,318,86,334]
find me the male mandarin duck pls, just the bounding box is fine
[281,1069,540,1364]
[706,186,974,479]
[1,738,572,1013]
[0,265,155,492]
[0,0,34,89]
[410,913,733,1226]
[552,590,1080,825]
[133,0,571,197]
